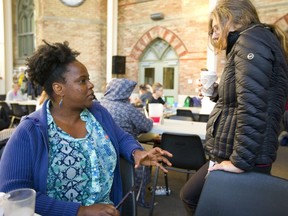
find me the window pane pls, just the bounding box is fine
[17,0,34,58]
[18,34,34,57]
[163,67,174,89]
[144,68,155,85]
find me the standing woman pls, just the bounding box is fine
[0,40,172,216]
[180,0,288,215]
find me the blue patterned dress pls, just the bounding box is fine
[46,101,116,205]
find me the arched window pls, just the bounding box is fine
[17,0,34,59]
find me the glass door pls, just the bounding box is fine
[139,39,178,104]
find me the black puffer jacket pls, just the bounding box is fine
[205,24,288,171]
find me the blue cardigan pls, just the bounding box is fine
[0,100,144,216]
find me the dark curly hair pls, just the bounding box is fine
[25,40,80,99]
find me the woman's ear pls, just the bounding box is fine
[52,83,64,97]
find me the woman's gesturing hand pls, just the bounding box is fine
[133,147,173,173]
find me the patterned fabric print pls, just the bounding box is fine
[46,101,116,206]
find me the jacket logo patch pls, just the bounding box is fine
[247,53,254,60]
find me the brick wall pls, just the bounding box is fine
[11,0,288,95]
[118,0,288,95]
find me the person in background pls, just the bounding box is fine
[100,78,154,208]
[133,84,152,107]
[180,0,288,215]
[0,40,173,216]
[147,82,167,107]
[100,79,153,139]
[5,83,26,101]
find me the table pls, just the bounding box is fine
[150,119,207,140]
[5,100,37,115]
[6,100,37,106]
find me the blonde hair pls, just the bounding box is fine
[38,90,48,106]
[208,0,288,59]
[152,82,163,93]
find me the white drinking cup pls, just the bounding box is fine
[148,103,163,124]
[3,188,36,216]
[200,70,217,96]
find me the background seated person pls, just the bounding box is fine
[5,83,26,101]
[100,78,155,208]
[0,40,172,216]
[133,84,152,107]
[147,82,167,107]
[100,78,153,139]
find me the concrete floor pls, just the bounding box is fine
[138,145,288,216]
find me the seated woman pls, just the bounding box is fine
[147,82,167,107]
[133,84,152,107]
[0,40,172,216]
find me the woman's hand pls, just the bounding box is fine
[197,79,204,97]
[197,79,218,100]
[77,204,120,216]
[133,147,173,173]
[208,160,244,173]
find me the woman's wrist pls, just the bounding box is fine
[77,206,85,216]
[132,149,144,161]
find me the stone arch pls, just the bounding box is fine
[130,26,188,60]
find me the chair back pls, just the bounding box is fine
[0,95,6,101]
[10,103,27,117]
[120,157,137,216]
[0,106,10,130]
[198,114,209,122]
[161,133,206,170]
[27,105,36,114]
[195,171,288,216]
[169,115,193,121]
[0,101,12,116]
[0,128,15,160]
[176,109,195,120]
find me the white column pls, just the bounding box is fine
[106,0,118,83]
[0,0,13,94]
[0,0,5,93]
[206,0,218,72]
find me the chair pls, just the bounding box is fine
[176,109,195,121]
[195,170,288,216]
[119,157,137,216]
[0,101,13,116]
[198,114,209,122]
[149,133,207,216]
[0,128,15,160]
[27,104,36,114]
[0,94,6,101]
[9,103,27,127]
[169,115,193,121]
[0,107,10,130]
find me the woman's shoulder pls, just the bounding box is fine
[240,24,277,45]
[91,100,105,109]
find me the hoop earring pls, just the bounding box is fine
[59,97,63,108]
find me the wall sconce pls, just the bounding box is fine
[150,13,164,21]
